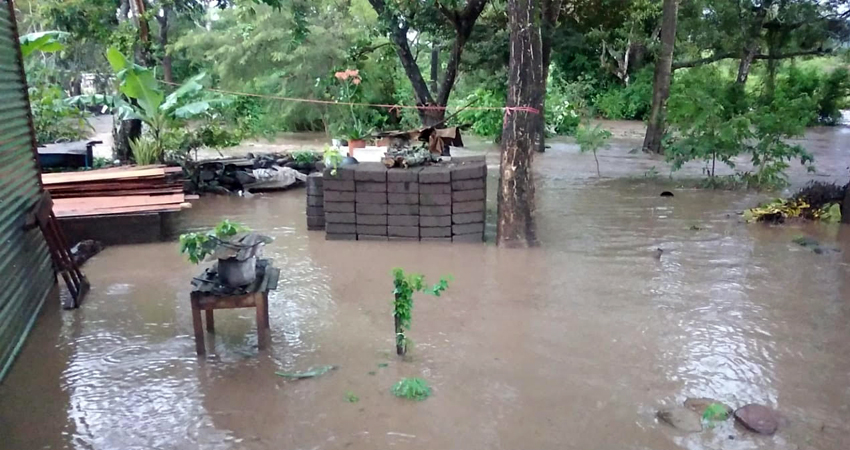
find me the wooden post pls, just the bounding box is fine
[191,302,205,355]
[205,309,214,332]
[255,293,269,350]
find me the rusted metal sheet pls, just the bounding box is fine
[0,0,56,382]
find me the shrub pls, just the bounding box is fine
[454,88,506,141]
[129,136,162,165]
[775,66,850,125]
[593,67,653,120]
[30,85,91,145]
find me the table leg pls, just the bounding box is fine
[192,305,205,355]
[256,296,269,350]
[205,309,215,333]
[263,292,270,329]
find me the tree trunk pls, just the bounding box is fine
[113,116,141,162]
[735,1,772,86]
[736,46,758,85]
[642,0,678,154]
[157,6,173,83]
[497,0,543,248]
[430,42,439,95]
[535,0,564,153]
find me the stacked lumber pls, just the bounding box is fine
[42,165,193,218]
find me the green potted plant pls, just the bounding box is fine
[179,220,272,287]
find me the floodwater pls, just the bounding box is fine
[2,122,850,450]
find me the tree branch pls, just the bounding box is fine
[435,0,489,106]
[672,48,833,71]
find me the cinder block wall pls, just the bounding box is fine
[313,158,486,243]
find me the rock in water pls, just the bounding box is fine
[734,404,779,435]
[684,397,733,419]
[657,407,703,433]
[70,240,103,267]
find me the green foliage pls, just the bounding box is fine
[701,403,730,428]
[776,66,850,125]
[29,84,91,145]
[129,136,162,165]
[19,31,68,58]
[665,66,814,188]
[323,146,344,176]
[454,88,506,141]
[391,377,431,401]
[345,391,359,403]
[593,68,653,120]
[179,219,248,264]
[195,121,244,149]
[575,122,612,177]
[392,268,450,355]
[292,151,318,165]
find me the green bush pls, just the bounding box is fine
[30,85,91,145]
[453,88,506,141]
[775,66,850,125]
[593,67,653,120]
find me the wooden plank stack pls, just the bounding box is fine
[42,165,192,218]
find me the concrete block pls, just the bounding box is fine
[325,212,355,224]
[420,216,451,227]
[324,191,355,202]
[451,155,486,163]
[356,182,387,193]
[356,203,388,215]
[387,181,419,194]
[306,216,325,229]
[451,178,485,190]
[388,193,419,204]
[419,165,451,183]
[353,162,387,182]
[388,215,419,227]
[324,201,355,213]
[357,214,387,225]
[388,204,419,215]
[420,193,451,206]
[307,195,324,207]
[324,179,355,191]
[420,183,451,194]
[357,235,388,241]
[307,172,324,184]
[326,233,356,241]
[453,212,484,224]
[357,224,387,236]
[388,226,419,238]
[452,189,485,202]
[453,233,483,243]
[450,162,487,180]
[453,200,485,214]
[356,192,387,204]
[419,205,451,216]
[388,236,419,241]
[326,223,357,234]
[323,166,354,180]
[420,226,452,238]
[306,206,325,216]
[421,237,451,242]
[453,223,484,235]
[388,167,421,182]
[307,185,324,196]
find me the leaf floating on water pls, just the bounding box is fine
[345,391,359,403]
[377,363,389,368]
[275,365,337,379]
[702,402,731,424]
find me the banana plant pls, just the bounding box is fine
[67,47,229,158]
[19,31,68,58]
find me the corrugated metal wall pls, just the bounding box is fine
[0,0,56,382]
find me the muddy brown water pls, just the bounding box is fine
[2,123,850,449]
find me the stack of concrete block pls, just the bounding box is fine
[387,167,421,241]
[323,167,356,240]
[354,163,388,240]
[306,173,325,230]
[450,160,487,242]
[418,166,453,242]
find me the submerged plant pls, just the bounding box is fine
[391,377,431,401]
[701,402,730,428]
[345,391,359,403]
[575,122,611,177]
[392,268,450,356]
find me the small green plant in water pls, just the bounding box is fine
[392,268,450,356]
[323,146,344,176]
[345,391,359,403]
[391,377,431,401]
[575,122,611,177]
[179,219,248,264]
[701,403,730,428]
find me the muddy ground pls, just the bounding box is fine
[2,121,849,449]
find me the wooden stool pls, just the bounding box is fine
[190,261,279,355]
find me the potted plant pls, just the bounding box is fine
[179,220,272,287]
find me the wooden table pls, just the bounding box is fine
[190,261,279,355]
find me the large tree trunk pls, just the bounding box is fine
[157,5,173,83]
[535,0,564,153]
[113,115,141,162]
[497,0,543,248]
[735,1,772,86]
[642,0,678,154]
